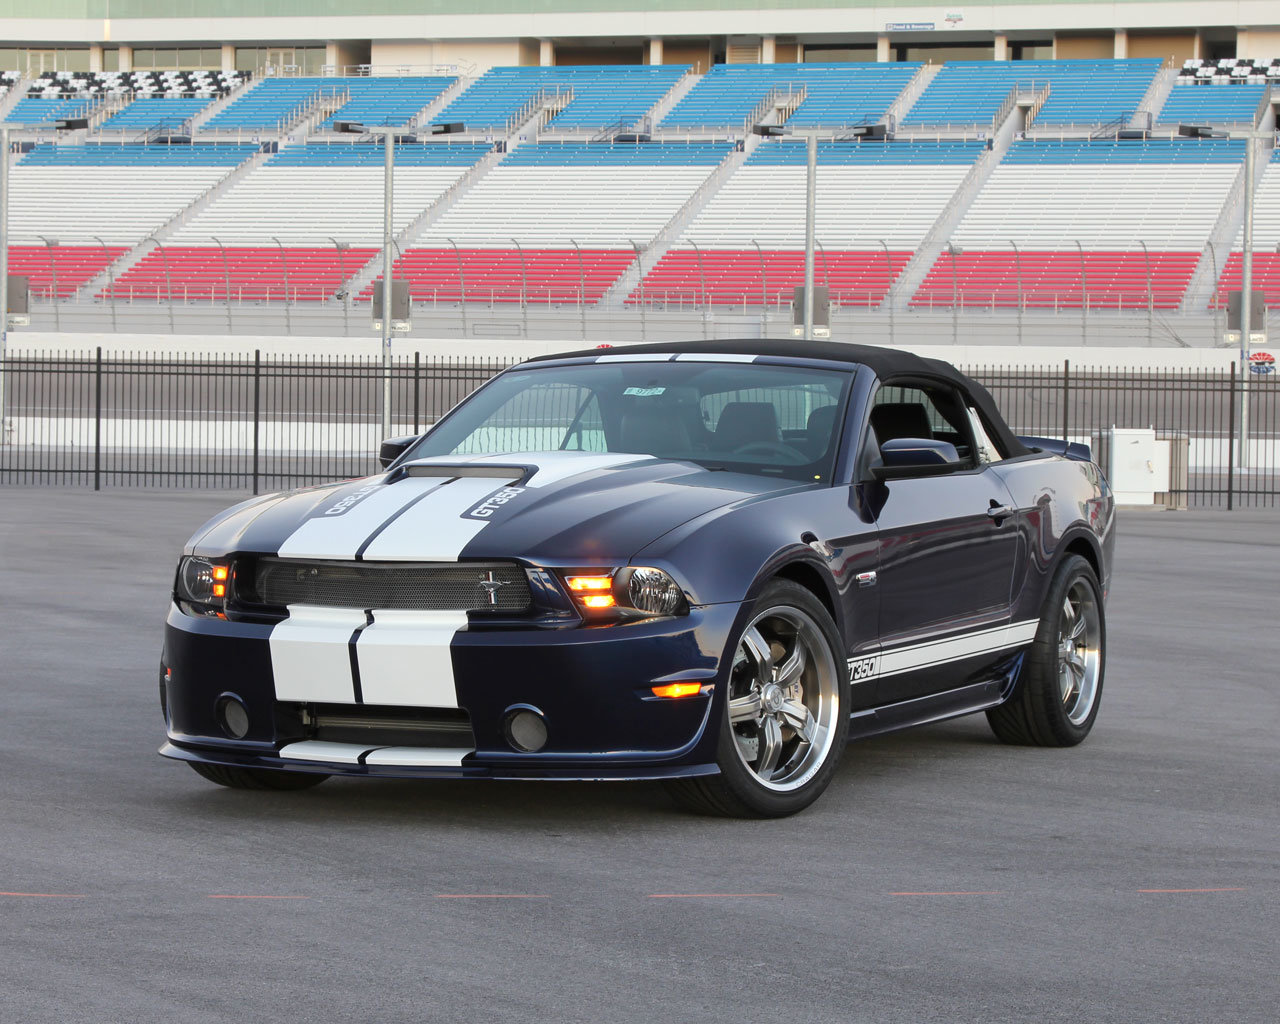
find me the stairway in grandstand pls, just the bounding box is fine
[909,138,1245,312]
[71,145,270,301]
[887,88,1028,311]
[599,134,760,309]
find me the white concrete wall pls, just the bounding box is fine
[6,333,1241,370]
[1,2,1276,46]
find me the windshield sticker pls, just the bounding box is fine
[624,386,666,397]
[465,485,526,520]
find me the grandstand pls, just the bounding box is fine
[0,45,1277,330]
[913,138,1244,310]
[374,142,732,303]
[8,144,257,297]
[641,140,981,306]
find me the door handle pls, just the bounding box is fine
[986,501,1013,524]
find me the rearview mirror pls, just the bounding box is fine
[871,437,962,480]
[378,434,421,469]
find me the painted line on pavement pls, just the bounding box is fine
[0,891,86,898]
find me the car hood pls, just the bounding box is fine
[188,451,804,565]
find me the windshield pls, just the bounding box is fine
[405,359,853,482]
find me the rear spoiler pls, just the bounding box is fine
[1018,435,1093,463]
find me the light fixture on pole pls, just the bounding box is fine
[752,123,819,340]
[335,119,400,442]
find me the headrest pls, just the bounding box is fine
[869,402,933,443]
[715,401,780,449]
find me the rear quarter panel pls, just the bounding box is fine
[991,454,1116,622]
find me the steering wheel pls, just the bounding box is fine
[732,440,807,464]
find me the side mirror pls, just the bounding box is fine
[378,434,420,469]
[871,438,962,480]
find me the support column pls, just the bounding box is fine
[762,35,776,63]
[1113,29,1128,58]
[221,43,235,73]
[539,39,554,67]
[876,35,891,62]
[649,37,663,65]
[994,34,1008,61]
[118,45,132,72]
[89,44,103,72]
[1192,30,1202,60]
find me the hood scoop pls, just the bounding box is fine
[398,462,527,482]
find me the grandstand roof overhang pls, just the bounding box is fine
[1,1,1277,46]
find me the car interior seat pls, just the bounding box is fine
[714,402,781,451]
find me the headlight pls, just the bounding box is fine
[562,567,688,620]
[627,567,685,616]
[176,556,230,615]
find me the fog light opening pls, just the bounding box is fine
[504,707,548,753]
[215,694,250,740]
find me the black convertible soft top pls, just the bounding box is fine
[529,338,1030,458]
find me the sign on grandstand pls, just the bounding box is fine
[372,279,411,333]
[791,285,830,339]
[6,275,29,327]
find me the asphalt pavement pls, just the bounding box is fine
[0,488,1276,1024]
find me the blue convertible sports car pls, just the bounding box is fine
[160,340,1114,816]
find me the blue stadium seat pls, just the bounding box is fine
[903,59,1161,127]
[100,98,214,132]
[19,143,259,167]
[747,139,985,166]
[1156,83,1268,126]
[662,63,921,130]
[268,142,493,167]
[435,66,688,131]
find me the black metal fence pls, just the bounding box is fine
[1,351,1276,507]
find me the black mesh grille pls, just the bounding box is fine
[246,559,531,612]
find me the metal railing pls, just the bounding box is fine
[0,351,1274,507]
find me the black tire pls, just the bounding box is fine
[188,761,330,791]
[667,579,850,818]
[987,554,1106,747]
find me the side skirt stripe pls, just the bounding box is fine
[848,620,1039,685]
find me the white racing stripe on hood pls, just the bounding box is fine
[360,453,652,560]
[359,475,505,562]
[277,476,446,561]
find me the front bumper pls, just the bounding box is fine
[160,601,745,781]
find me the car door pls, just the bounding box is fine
[864,381,1021,706]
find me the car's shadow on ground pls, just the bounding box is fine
[158,718,1005,827]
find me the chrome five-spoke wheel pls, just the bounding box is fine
[665,579,850,817]
[987,553,1106,747]
[1057,579,1101,726]
[727,604,840,793]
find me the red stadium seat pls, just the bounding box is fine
[909,251,1199,310]
[630,250,913,307]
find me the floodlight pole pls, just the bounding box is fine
[752,123,819,340]
[803,132,816,341]
[0,124,9,442]
[1239,134,1255,471]
[380,126,394,442]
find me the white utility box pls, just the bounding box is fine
[1109,428,1170,505]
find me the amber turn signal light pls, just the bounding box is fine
[650,682,703,699]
